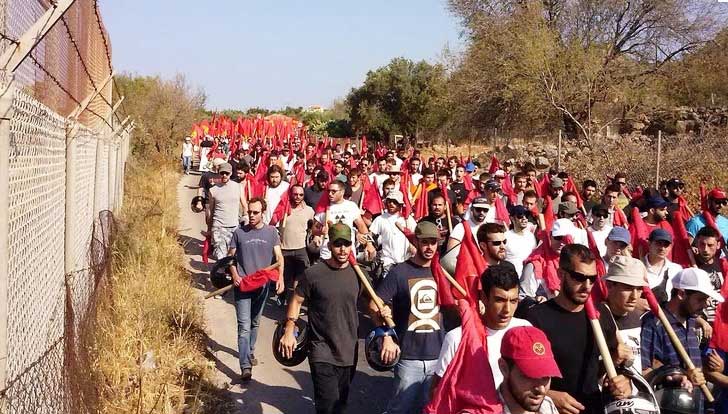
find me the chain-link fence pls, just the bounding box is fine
[0,1,132,413]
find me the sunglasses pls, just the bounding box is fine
[715,199,728,207]
[617,181,627,185]
[331,240,352,247]
[594,213,609,219]
[292,193,304,197]
[553,235,567,242]
[515,214,531,220]
[564,269,598,283]
[248,210,261,215]
[219,171,231,176]
[473,207,489,214]
[487,239,507,246]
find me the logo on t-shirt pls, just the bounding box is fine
[407,278,441,333]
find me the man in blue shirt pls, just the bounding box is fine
[686,187,728,244]
[641,268,724,411]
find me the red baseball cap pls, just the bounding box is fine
[501,326,562,379]
[709,188,727,200]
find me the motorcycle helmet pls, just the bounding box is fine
[210,256,235,289]
[603,367,660,414]
[272,318,309,367]
[645,365,698,414]
[365,326,399,372]
[191,196,207,213]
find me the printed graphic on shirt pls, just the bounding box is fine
[407,278,441,333]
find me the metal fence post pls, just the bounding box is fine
[64,123,77,276]
[0,84,13,396]
[655,130,662,189]
[557,130,562,171]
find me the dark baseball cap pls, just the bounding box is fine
[328,223,352,244]
[509,205,531,217]
[550,177,564,188]
[558,201,578,215]
[645,196,670,209]
[591,204,609,215]
[649,228,673,244]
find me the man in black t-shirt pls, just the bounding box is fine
[280,223,362,414]
[419,193,461,254]
[527,244,631,414]
[372,221,444,414]
[304,170,329,209]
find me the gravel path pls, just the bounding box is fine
[177,173,392,414]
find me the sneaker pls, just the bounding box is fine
[241,368,252,382]
[250,354,259,366]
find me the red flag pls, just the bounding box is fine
[455,222,487,311]
[501,174,517,205]
[202,236,210,264]
[425,299,502,414]
[487,155,500,174]
[431,252,456,308]
[584,293,601,320]
[269,191,291,226]
[700,183,709,212]
[710,259,728,352]
[362,176,383,215]
[414,183,431,221]
[239,268,279,292]
[671,210,693,268]
[463,174,474,192]
[578,217,608,303]
[565,177,584,209]
[629,207,649,258]
[360,135,368,155]
[612,208,628,228]
[677,196,692,220]
[292,160,305,185]
[493,197,511,227]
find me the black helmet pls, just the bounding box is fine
[210,256,235,289]
[602,367,659,414]
[365,326,400,372]
[645,365,698,414]
[272,319,309,367]
[191,196,207,213]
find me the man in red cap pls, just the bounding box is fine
[498,326,562,413]
[686,187,728,244]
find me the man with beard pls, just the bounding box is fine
[373,222,445,414]
[433,263,532,389]
[512,172,529,206]
[641,268,722,413]
[263,165,290,225]
[687,187,728,244]
[505,206,537,276]
[588,204,612,257]
[229,198,284,382]
[527,244,630,414]
[346,168,364,207]
[643,196,673,234]
[581,180,598,213]
[446,197,490,251]
[498,326,562,413]
[419,194,461,254]
[603,256,650,373]
[280,224,362,414]
[478,222,509,267]
[304,170,329,209]
[692,226,725,324]
[546,177,564,214]
[664,178,688,218]
[279,185,315,302]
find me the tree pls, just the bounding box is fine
[447,0,727,142]
[346,57,449,142]
[116,73,206,159]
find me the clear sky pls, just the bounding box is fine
[100,0,462,111]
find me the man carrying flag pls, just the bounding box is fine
[526,244,630,414]
[228,197,284,382]
[371,221,444,414]
[275,184,314,304]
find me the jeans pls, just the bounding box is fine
[182,155,191,172]
[310,361,355,414]
[234,284,269,371]
[386,359,438,414]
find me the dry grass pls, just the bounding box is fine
[89,156,231,414]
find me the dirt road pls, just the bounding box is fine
[177,173,392,414]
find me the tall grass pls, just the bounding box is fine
[90,156,229,413]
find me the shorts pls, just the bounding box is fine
[212,226,236,260]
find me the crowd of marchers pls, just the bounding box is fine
[184,133,728,414]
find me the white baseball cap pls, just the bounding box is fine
[551,218,577,237]
[672,268,724,303]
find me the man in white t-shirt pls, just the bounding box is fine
[263,165,290,225]
[505,205,537,276]
[369,190,417,276]
[588,204,612,258]
[446,197,490,251]
[313,179,374,261]
[642,228,682,303]
[433,263,531,388]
